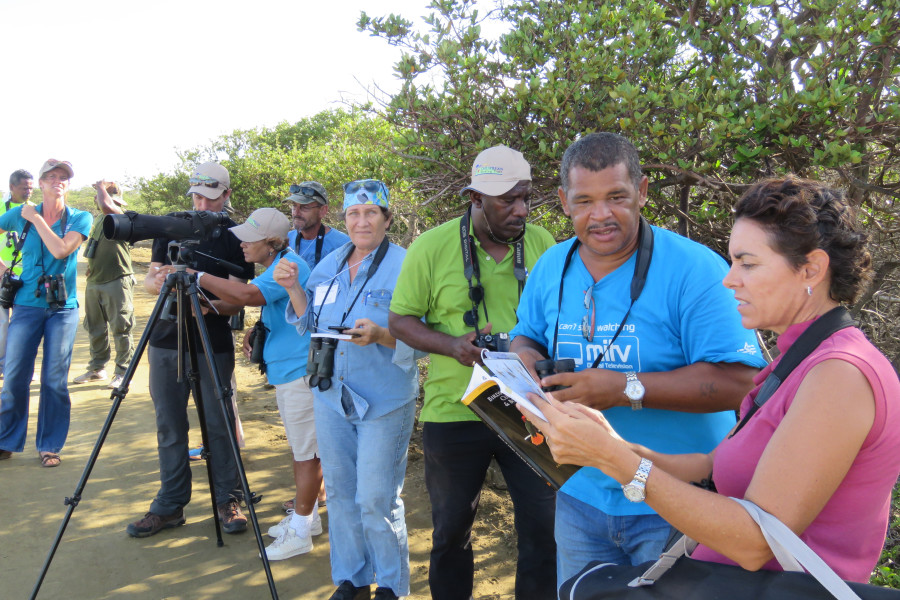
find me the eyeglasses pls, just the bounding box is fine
[343,180,386,196]
[289,184,324,200]
[189,175,225,189]
[582,287,595,342]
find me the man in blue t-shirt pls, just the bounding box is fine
[285,181,349,271]
[510,133,767,587]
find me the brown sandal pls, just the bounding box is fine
[40,452,60,468]
[0,450,12,460]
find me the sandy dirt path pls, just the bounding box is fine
[0,248,519,600]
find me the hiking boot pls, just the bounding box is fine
[127,508,185,538]
[373,588,399,600]
[73,369,107,384]
[218,499,247,534]
[108,373,125,389]
[268,509,323,538]
[264,522,313,560]
[328,581,371,600]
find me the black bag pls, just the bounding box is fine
[247,319,268,374]
[560,498,900,600]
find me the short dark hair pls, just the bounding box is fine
[734,176,872,304]
[560,132,643,192]
[9,169,32,187]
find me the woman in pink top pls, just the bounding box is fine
[522,176,900,583]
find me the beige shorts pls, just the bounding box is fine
[274,377,317,461]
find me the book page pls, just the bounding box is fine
[481,351,549,421]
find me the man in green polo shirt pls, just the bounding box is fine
[0,169,33,378]
[389,146,557,600]
[72,181,134,389]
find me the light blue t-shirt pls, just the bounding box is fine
[287,227,350,272]
[286,241,419,421]
[253,249,311,385]
[0,204,92,309]
[511,226,768,516]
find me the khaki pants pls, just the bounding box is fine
[83,276,135,374]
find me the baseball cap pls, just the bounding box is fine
[38,159,75,180]
[229,207,291,242]
[460,145,531,197]
[186,162,230,200]
[286,181,328,205]
[343,179,389,210]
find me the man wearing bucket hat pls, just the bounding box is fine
[129,161,255,539]
[73,181,134,389]
[285,181,349,271]
[389,146,558,599]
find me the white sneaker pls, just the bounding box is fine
[73,369,107,384]
[264,525,312,560]
[268,509,323,538]
[108,374,125,389]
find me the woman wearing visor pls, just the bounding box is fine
[0,159,92,467]
[275,179,418,600]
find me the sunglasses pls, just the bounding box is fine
[582,288,595,342]
[343,180,386,196]
[189,176,225,189]
[289,184,324,199]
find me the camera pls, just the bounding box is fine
[474,331,510,352]
[307,336,338,391]
[35,274,67,309]
[103,210,229,245]
[0,270,24,309]
[534,358,576,392]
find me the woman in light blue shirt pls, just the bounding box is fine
[276,179,418,600]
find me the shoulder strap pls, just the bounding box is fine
[730,306,855,438]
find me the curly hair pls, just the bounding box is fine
[265,236,288,252]
[734,176,872,304]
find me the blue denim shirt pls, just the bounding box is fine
[286,241,418,420]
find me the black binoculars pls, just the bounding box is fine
[534,358,576,393]
[35,274,67,309]
[307,336,338,391]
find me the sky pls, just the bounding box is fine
[0,0,445,192]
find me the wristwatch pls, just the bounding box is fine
[623,457,652,502]
[195,271,206,287]
[624,371,645,410]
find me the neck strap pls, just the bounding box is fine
[313,236,390,330]
[295,224,327,267]
[549,218,654,365]
[730,306,854,438]
[459,207,526,333]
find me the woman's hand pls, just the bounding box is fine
[274,258,301,290]
[21,204,39,223]
[519,395,625,472]
[346,317,396,348]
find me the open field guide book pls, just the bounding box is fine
[461,351,579,489]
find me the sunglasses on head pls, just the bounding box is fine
[189,176,224,189]
[289,184,324,199]
[343,180,385,195]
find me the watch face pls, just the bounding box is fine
[623,482,645,502]
[625,381,645,401]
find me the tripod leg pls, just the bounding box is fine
[186,282,279,599]
[30,275,176,600]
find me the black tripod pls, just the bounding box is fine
[30,261,279,599]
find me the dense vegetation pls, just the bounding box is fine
[128,0,899,583]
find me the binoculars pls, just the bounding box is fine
[307,336,338,391]
[35,274,67,309]
[534,358,576,393]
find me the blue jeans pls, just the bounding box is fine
[0,305,79,454]
[556,492,675,588]
[315,390,415,596]
[0,306,9,375]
